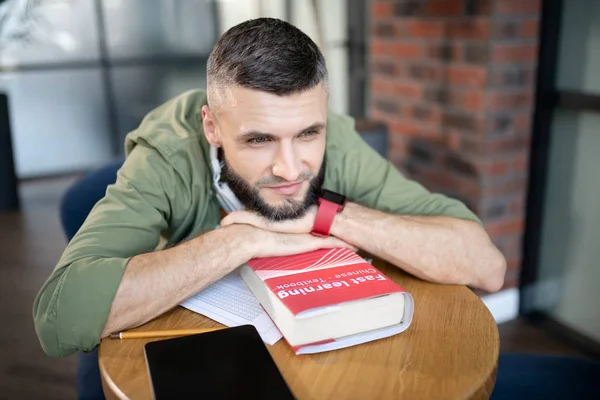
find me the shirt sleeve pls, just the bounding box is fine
[325,114,482,225]
[33,143,181,357]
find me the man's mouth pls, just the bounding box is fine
[262,181,303,195]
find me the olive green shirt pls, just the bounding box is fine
[33,89,480,357]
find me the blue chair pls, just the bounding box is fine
[60,158,123,400]
[491,353,600,399]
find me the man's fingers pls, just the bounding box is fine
[326,236,358,251]
[259,232,359,258]
[223,211,309,234]
[306,234,357,252]
[221,211,262,228]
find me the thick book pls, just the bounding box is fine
[240,248,414,354]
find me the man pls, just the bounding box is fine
[34,17,505,396]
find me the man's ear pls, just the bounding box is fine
[201,105,221,147]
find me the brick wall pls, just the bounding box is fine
[368,0,540,290]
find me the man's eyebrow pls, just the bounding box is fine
[237,122,326,143]
[298,122,326,135]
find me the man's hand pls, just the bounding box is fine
[221,211,356,257]
[221,207,318,235]
[250,228,356,258]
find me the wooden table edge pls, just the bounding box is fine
[97,262,501,400]
[466,295,500,400]
[99,343,129,400]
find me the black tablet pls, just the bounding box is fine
[143,325,295,399]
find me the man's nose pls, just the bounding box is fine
[272,143,301,182]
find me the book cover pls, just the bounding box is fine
[246,248,408,315]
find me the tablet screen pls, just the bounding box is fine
[144,325,295,399]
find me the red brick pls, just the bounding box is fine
[422,169,460,190]
[443,152,478,177]
[373,21,397,37]
[447,133,462,151]
[514,113,532,132]
[472,0,492,15]
[372,2,394,18]
[503,268,520,289]
[490,66,535,87]
[482,178,528,196]
[408,63,443,82]
[372,59,397,77]
[390,136,407,157]
[522,19,539,38]
[443,110,484,133]
[390,131,407,145]
[426,43,459,62]
[462,43,489,64]
[510,199,525,215]
[445,66,487,87]
[482,160,511,177]
[370,109,394,124]
[514,153,529,172]
[394,64,408,78]
[391,42,424,58]
[447,20,490,39]
[374,97,399,114]
[463,90,485,111]
[496,0,541,15]
[506,258,522,274]
[462,136,529,155]
[454,177,481,200]
[390,81,422,99]
[492,21,521,39]
[487,92,533,111]
[485,218,524,237]
[453,43,463,62]
[371,77,390,95]
[370,40,387,56]
[409,104,443,124]
[424,0,464,16]
[493,44,538,63]
[390,120,421,137]
[407,21,445,38]
[495,235,523,260]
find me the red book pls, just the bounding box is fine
[240,248,414,354]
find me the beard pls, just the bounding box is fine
[221,154,326,222]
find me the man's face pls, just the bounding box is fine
[202,84,328,221]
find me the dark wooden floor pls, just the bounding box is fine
[0,177,79,399]
[0,176,590,399]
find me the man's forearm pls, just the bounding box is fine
[330,202,506,292]
[100,224,256,338]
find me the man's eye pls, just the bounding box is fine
[248,136,270,144]
[300,130,318,138]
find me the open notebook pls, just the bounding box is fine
[180,270,283,345]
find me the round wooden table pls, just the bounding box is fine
[99,259,499,400]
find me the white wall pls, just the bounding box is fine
[0,69,114,177]
[0,0,216,178]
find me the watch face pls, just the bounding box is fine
[321,189,346,205]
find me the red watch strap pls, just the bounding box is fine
[311,200,339,237]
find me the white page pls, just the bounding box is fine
[180,270,282,345]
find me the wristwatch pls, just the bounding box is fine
[311,189,347,237]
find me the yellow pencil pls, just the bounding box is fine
[109,327,225,339]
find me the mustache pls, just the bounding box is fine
[256,171,315,186]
